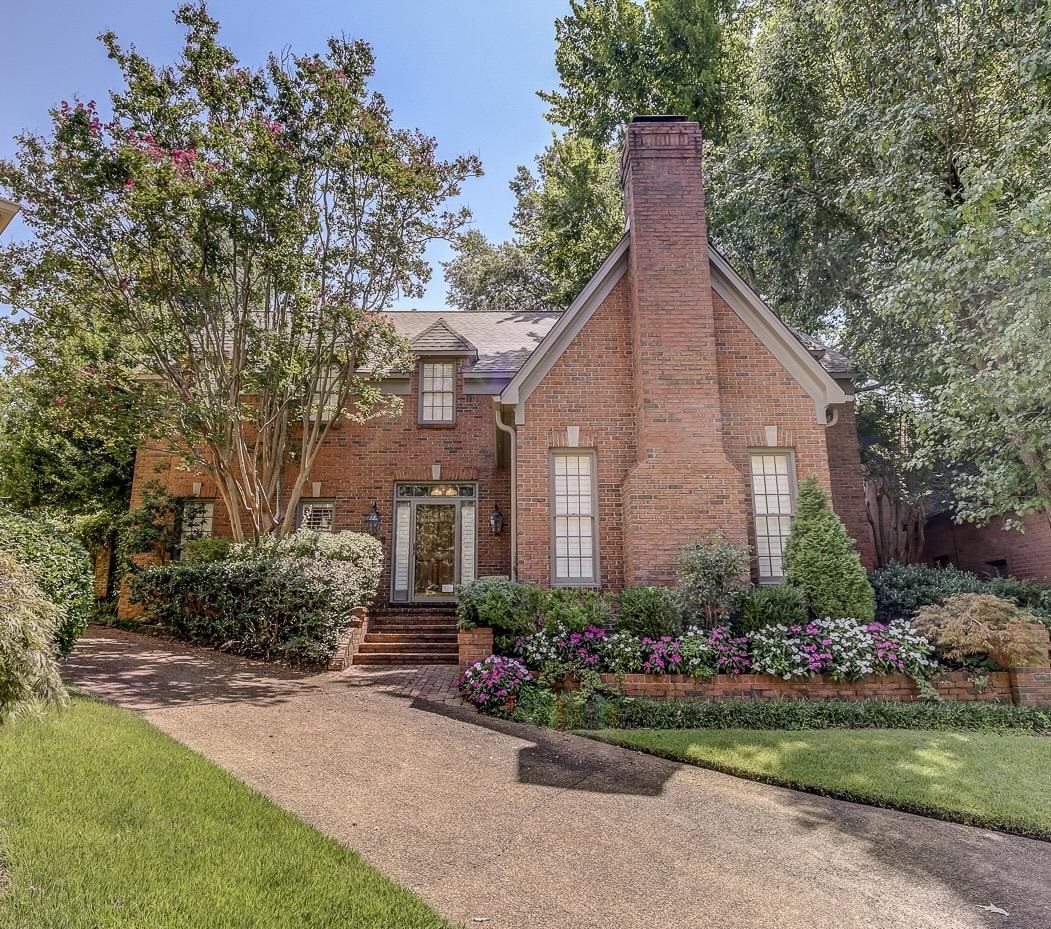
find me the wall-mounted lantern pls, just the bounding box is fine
[489,505,504,536]
[365,501,381,535]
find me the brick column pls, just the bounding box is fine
[458,627,494,669]
[1006,623,1051,706]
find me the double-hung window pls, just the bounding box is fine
[298,500,335,532]
[749,452,795,582]
[419,361,455,424]
[551,451,598,585]
[179,500,214,547]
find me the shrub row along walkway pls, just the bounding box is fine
[64,627,1051,929]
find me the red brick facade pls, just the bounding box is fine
[124,116,875,614]
[924,511,1051,583]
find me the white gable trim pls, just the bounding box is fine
[500,235,629,424]
[708,247,850,421]
[0,199,19,237]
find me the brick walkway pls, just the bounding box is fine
[334,662,464,705]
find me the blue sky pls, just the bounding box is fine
[2,0,568,308]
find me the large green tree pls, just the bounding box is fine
[465,0,1051,533]
[0,3,480,539]
[447,0,742,312]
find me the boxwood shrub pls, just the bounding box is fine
[455,578,544,634]
[732,585,808,634]
[0,507,93,656]
[615,586,683,639]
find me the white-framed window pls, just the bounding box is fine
[419,360,455,424]
[180,500,214,545]
[750,452,796,582]
[298,500,335,532]
[551,451,598,585]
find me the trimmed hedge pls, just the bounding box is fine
[616,586,683,638]
[0,507,93,656]
[732,585,808,634]
[455,578,544,634]
[508,686,1051,735]
[871,562,1051,632]
[131,530,382,664]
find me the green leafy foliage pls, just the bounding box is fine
[784,478,875,620]
[676,536,752,626]
[0,552,67,724]
[129,538,381,664]
[733,585,808,634]
[615,585,683,638]
[0,5,479,540]
[179,538,232,564]
[443,230,554,313]
[454,578,544,634]
[509,687,1051,735]
[540,587,612,632]
[234,530,382,609]
[870,562,987,621]
[0,507,93,656]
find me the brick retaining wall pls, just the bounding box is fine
[458,624,1051,705]
[598,670,1014,703]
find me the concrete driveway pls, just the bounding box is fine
[64,627,1051,929]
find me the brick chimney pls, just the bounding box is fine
[619,116,748,585]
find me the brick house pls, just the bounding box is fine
[924,507,1051,583]
[127,117,875,661]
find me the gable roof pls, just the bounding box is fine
[387,310,559,377]
[500,237,851,424]
[409,318,478,359]
[0,199,19,237]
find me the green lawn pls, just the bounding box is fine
[0,697,450,929]
[587,727,1051,839]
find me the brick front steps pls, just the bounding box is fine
[351,606,458,667]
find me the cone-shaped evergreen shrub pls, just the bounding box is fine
[784,477,875,620]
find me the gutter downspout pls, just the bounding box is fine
[493,398,517,580]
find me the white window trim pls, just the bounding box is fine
[549,449,600,587]
[179,500,215,550]
[418,359,456,425]
[298,500,336,533]
[749,449,797,584]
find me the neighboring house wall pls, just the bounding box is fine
[924,512,1051,583]
[824,402,877,567]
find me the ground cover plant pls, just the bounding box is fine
[0,697,451,929]
[585,727,1051,840]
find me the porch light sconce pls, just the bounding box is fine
[489,505,504,536]
[365,501,381,536]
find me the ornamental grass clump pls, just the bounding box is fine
[913,594,1045,668]
[457,656,532,712]
[0,552,67,724]
[783,477,875,621]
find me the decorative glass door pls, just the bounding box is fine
[391,484,476,602]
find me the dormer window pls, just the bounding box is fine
[419,360,455,424]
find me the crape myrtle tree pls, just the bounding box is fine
[0,3,481,540]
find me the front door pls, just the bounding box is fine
[391,483,477,602]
